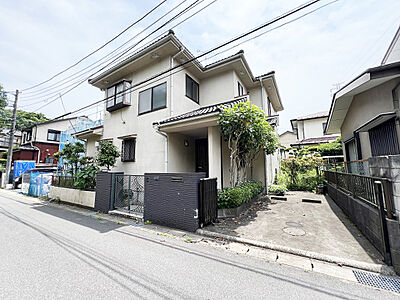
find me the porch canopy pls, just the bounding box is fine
[153,96,278,189]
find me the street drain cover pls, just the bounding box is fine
[283,227,305,236]
[286,221,302,227]
[353,270,400,293]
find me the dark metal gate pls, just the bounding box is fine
[199,177,217,227]
[113,174,144,213]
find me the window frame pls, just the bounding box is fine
[138,82,167,115]
[105,80,132,112]
[185,74,199,103]
[238,82,244,96]
[121,138,136,162]
[47,129,61,142]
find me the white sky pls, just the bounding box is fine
[1,0,399,133]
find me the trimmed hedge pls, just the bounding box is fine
[218,181,264,209]
[268,184,286,196]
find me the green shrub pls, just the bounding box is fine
[217,181,264,209]
[268,184,286,196]
[74,164,99,191]
[286,169,323,192]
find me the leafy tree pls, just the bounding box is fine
[74,157,99,190]
[54,142,85,176]
[281,147,324,189]
[0,84,8,109]
[218,101,278,186]
[317,137,343,157]
[0,110,50,131]
[97,141,120,170]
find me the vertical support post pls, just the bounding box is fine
[128,175,131,212]
[374,181,392,265]
[208,126,222,189]
[4,89,19,187]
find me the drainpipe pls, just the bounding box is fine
[153,123,168,172]
[392,81,400,148]
[260,78,269,190]
[30,141,40,164]
[170,46,185,117]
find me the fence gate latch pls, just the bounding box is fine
[193,209,198,219]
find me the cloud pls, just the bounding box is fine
[0,0,399,134]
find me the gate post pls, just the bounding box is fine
[94,171,123,213]
[374,181,392,265]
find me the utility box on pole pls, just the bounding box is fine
[4,89,19,187]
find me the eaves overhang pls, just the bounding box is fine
[326,61,400,135]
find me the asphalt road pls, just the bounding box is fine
[0,190,397,299]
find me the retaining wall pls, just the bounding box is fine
[49,186,95,208]
[327,182,400,273]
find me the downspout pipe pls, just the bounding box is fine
[260,78,269,190]
[30,141,40,164]
[153,123,168,172]
[392,81,400,149]
[170,46,185,117]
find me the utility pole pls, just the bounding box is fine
[4,89,19,187]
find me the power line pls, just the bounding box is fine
[19,0,191,99]
[19,0,204,104]
[21,0,167,92]
[48,0,327,121]
[28,0,204,111]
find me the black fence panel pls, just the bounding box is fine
[113,175,144,213]
[144,173,206,232]
[199,178,217,227]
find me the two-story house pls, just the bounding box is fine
[326,24,400,174]
[77,31,283,188]
[13,117,81,166]
[290,111,339,147]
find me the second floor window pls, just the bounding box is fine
[238,82,244,96]
[24,130,32,143]
[322,122,327,134]
[47,129,61,142]
[138,82,167,115]
[106,80,131,112]
[186,75,199,103]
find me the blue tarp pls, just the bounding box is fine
[28,172,53,197]
[13,161,35,179]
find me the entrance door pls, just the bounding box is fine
[195,139,208,177]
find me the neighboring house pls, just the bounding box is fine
[279,130,297,148]
[13,117,82,166]
[77,31,283,188]
[278,130,297,159]
[0,129,22,152]
[290,111,339,147]
[325,25,400,175]
[382,24,400,65]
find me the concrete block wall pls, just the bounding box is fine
[369,155,400,216]
[327,182,400,273]
[49,186,95,208]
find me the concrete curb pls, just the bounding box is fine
[196,229,395,276]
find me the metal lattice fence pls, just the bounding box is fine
[113,175,144,213]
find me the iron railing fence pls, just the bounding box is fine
[199,177,218,227]
[324,170,395,219]
[113,174,144,213]
[52,175,75,189]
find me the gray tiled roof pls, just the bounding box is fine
[155,97,249,126]
[293,135,339,145]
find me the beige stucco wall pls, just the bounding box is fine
[85,136,98,157]
[304,118,326,139]
[200,71,235,106]
[279,131,298,147]
[341,78,399,159]
[167,133,195,173]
